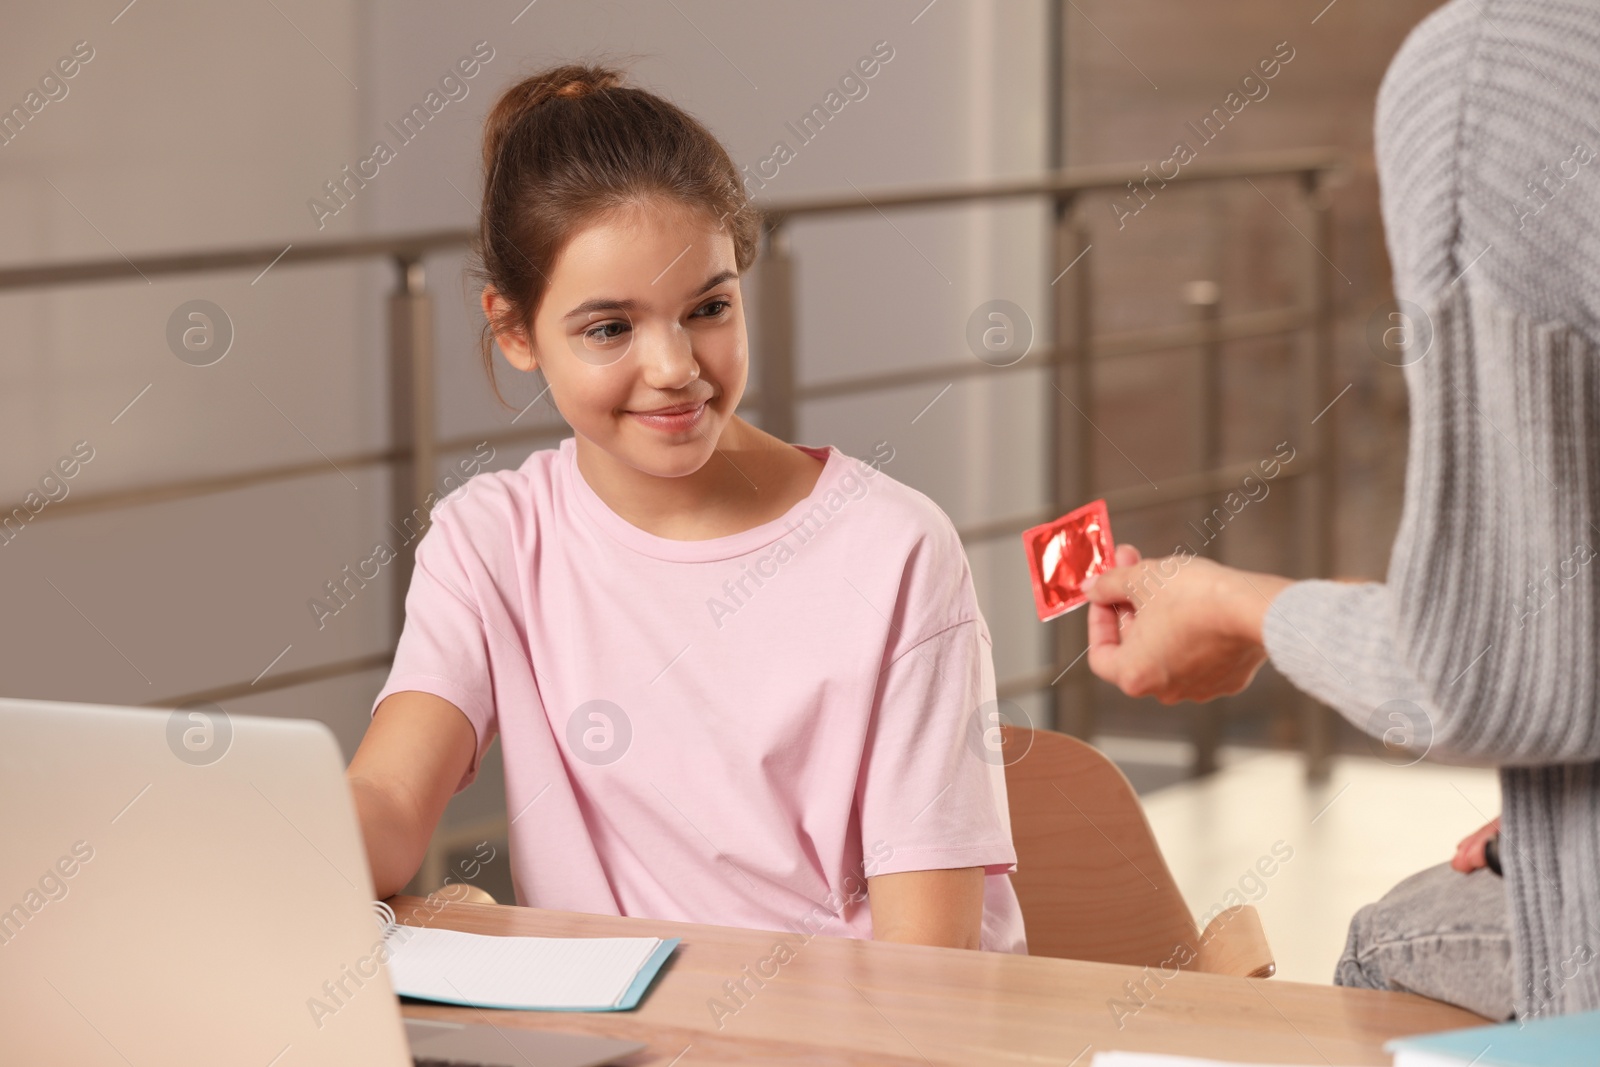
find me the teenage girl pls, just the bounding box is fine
[345,63,1025,953]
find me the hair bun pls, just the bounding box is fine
[481,64,625,173]
[551,70,621,100]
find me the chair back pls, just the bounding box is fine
[1001,726,1273,978]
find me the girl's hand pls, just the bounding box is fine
[1451,816,1501,873]
[1081,549,1293,704]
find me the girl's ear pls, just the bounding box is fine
[482,286,539,372]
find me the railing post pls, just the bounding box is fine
[1301,170,1337,782]
[1049,197,1095,739]
[389,256,435,645]
[757,220,797,444]
[1183,279,1224,775]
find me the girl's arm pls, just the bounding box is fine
[346,691,478,899]
[868,867,985,950]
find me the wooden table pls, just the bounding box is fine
[390,895,1483,1066]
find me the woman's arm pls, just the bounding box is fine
[1084,531,1600,766]
[346,691,478,898]
[868,867,985,950]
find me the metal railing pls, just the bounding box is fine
[1,145,1344,778]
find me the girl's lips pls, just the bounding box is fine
[627,400,708,433]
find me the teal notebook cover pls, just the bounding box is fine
[1386,1009,1600,1066]
[613,937,679,1010]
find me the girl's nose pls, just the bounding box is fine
[636,324,701,390]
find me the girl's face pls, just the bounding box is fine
[489,198,747,481]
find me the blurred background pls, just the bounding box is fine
[0,0,1498,982]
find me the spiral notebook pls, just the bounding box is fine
[373,901,680,1012]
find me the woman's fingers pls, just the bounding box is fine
[1085,545,1142,650]
[1085,634,1130,685]
[1084,558,1160,692]
[1083,563,1136,606]
[1452,842,1486,873]
[1457,816,1500,852]
[1086,600,1122,649]
[1450,816,1501,872]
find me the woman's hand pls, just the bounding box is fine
[1081,546,1293,705]
[1451,816,1501,873]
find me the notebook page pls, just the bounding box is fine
[385,926,664,1009]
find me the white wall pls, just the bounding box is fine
[0,1,1052,850]
[0,0,383,741]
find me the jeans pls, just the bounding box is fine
[1334,862,1515,1020]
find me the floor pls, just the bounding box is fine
[1098,737,1503,985]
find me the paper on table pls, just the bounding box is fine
[385,925,668,1011]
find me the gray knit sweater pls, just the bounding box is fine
[1261,0,1600,1019]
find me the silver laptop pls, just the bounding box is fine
[0,697,645,1067]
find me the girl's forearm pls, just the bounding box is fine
[346,692,480,898]
[868,868,985,950]
[348,773,428,899]
[873,914,981,950]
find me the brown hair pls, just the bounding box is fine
[471,62,761,407]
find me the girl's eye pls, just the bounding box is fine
[694,299,731,319]
[583,321,629,345]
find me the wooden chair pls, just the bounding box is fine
[1001,726,1275,978]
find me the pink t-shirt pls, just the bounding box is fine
[372,436,1026,953]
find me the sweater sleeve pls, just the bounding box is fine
[1265,279,1600,766]
[1262,0,1600,767]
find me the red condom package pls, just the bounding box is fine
[1022,499,1115,621]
